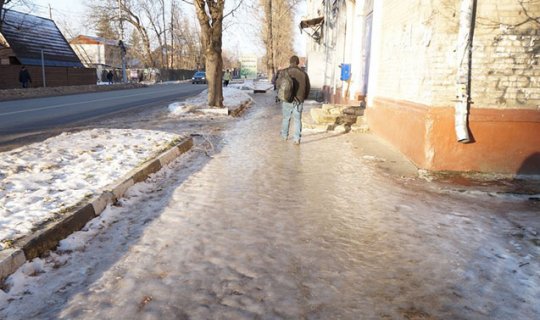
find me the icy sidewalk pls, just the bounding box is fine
[1,93,539,319]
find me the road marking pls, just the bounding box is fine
[0,87,188,116]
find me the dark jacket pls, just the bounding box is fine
[19,69,31,83]
[286,66,310,103]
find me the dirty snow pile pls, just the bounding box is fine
[0,128,182,250]
[229,79,274,92]
[229,79,256,91]
[168,87,253,115]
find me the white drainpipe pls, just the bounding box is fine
[454,0,475,143]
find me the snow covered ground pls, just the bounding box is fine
[0,129,183,250]
[229,79,274,92]
[168,87,253,116]
[1,85,259,252]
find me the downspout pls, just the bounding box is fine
[342,2,348,100]
[454,0,476,143]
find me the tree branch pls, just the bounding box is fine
[518,0,540,26]
[223,0,244,19]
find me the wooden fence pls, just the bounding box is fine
[0,65,96,89]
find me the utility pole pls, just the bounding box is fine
[41,49,46,87]
[117,0,127,83]
[48,3,52,19]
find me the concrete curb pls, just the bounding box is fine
[199,100,252,118]
[0,137,193,284]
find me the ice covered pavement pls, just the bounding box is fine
[1,94,539,319]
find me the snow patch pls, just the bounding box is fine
[168,87,252,116]
[0,128,181,250]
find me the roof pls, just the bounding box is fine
[300,17,324,29]
[70,35,119,47]
[299,17,324,43]
[0,9,84,67]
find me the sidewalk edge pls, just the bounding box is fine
[0,137,193,284]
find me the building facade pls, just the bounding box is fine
[0,9,94,89]
[69,35,123,81]
[240,55,258,79]
[302,0,540,174]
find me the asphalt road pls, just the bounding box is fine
[0,83,205,136]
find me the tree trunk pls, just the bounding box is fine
[138,26,156,67]
[266,0,275,79]
[170,1,175,68]
[206,49,223,107]
[194,0,225,108]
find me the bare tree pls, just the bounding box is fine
[88,0,155,67]
[265,0,274,77]
[95,14,119,39]
[0,0,8,32]
[260,0,298,77]
[117,0,156,67]
[140,0,168,67]
[170,6,202,69]
[188,0,245,107]
[127,29,145,67]
[193,0,225,107]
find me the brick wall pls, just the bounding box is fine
[373,0,540,110]
[374,0,459,107]
[0,65,96,89]
[472,1,540,109]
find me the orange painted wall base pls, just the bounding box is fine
[366,98,540,174]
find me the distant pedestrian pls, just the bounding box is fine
[272,70,281,103]
[272,70,280,90]
[107,70,114,84]
[19,66,32,88]
[277,55,310,145]
[223,69,232,87]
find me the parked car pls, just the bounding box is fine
[192,71,206,84]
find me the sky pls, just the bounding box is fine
[11,0,306,57]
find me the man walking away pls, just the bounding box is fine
[19,66,32,88]
[278,55,310,145]
[223,69,232,87]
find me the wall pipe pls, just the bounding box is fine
[454,0,476,143]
